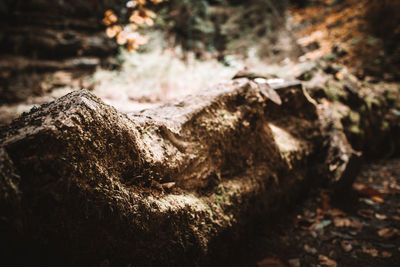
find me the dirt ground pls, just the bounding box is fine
[228,158,400,267]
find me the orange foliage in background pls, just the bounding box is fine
[291,0,400,78]
[103,0,166,51]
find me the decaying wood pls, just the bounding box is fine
[0,77,398,265]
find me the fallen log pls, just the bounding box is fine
[0,0,121,103]
[0,77,395,265]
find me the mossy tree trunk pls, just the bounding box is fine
[0,76,398,265]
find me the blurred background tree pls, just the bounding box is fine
[1,0,399,110]
[104,0,302,59]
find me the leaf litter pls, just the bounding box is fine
[251,158,400,266]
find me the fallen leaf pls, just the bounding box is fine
[363,187,382,198]
[257,257,286,267]
[340,240,353,252]
[353,183,381,197]
[362,248,378,257]
[353,183,366,191]
[381,251,392,258]
[354,184,384,201]
[328,208,347,217]
[371,196,384,203]
[318,254,337,267]
[360,198,376,206]
[304,244,317,254]
[358,209,374,219]
[392,215,400,221]
[288,258,300,267]
[333,217,363,229]
[333,217,351,227]
[316,208,324,215]
[390,184,400,192]
[350,219,363,230]
[378,228,400,239]
[375,213,387,220]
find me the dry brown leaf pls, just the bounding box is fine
[358,209,374,219]
[353,183,365,191]
[333,217,351,227]
[150,0,164,4]
[333,217,362,229]
[392,215,400,221]
[318,254,337,267]
[378,228,400,239]
[328,208,347,217]
[354,183,383,198]
[390,182,400,191]
[371,196,384,203]
[362,248,378,257]
[316,208,324,215]
[375,213,387,220]
[381,251,392,258]
[257,257,286,267]
[350,219,363,230]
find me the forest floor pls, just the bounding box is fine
[1,1,399,266]
[238,2,400,264]
[290,0,399,81]
[233,158,400,267]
